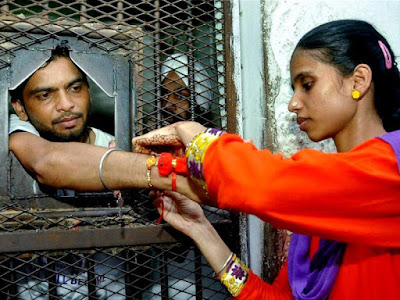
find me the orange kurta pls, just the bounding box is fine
[203,133,400,299]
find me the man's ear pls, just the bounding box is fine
[11,99,29,121]
[88,87,92,103]
[352,64,373,99]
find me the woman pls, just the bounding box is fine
[135,19,400,299]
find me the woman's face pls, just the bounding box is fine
[289,50,357,142]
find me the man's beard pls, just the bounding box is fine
[162,111,189,125]
[161,105,206,125]
[27,112,88,142]
[38,124,88,142]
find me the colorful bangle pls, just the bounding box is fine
[146,156,157,188]
[220,254,249,297]
[186,128,225,191]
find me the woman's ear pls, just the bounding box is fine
[11,99,29,121]
[352,64,373,99]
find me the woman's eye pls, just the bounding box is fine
[303,82,312,90]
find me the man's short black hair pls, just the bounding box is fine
[10,43,89,104]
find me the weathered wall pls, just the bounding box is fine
[264,0,400,156]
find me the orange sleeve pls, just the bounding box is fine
[203,134,400,247]
[234,263,292,299]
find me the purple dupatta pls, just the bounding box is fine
[288,234,345,300]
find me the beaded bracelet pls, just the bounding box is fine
[146,156,157,188]
[185,128,225,191]
[220,254,249,297]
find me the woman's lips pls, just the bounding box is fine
[297,117,310,131]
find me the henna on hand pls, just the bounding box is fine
[133,134,185,156]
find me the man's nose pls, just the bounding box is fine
[165,95,179,109]
[56,92,75,111]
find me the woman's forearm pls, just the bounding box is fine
[188,217,232,277]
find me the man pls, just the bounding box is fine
[160,53,215,126]
[8,44,208,298]
[9,45,124,299]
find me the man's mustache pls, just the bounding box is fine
[52,112,84,125]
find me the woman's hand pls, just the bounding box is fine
[152,190,208,238]
[152,190,233,278]
[173,121,206,146]
[132,121,205,154]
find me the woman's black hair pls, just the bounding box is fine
[295,19,400,132]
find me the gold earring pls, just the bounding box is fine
[352,89,360,100]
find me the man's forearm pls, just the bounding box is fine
[9,132,203,202]
[10,132,159,190]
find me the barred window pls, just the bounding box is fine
[0,1,237,298]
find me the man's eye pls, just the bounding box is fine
[70,84,82,92]
[177,93,187,99]
[37,92,51,100]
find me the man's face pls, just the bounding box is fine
[13,57,91,142]
[161,70,191,123]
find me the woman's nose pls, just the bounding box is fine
[288,95,300,113]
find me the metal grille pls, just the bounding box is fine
[0,0,234,299]
[0,244,232,299]
[0,0,235,298]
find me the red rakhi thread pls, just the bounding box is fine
[171,172,177,192]
[156,200,164,225]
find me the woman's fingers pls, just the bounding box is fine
[174,122,206,146]
[131,121,206,152]
[132,134,185,155]
[132,125,178,148]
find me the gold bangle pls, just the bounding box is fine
[220,255,249,297]
[146,156,157,188]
